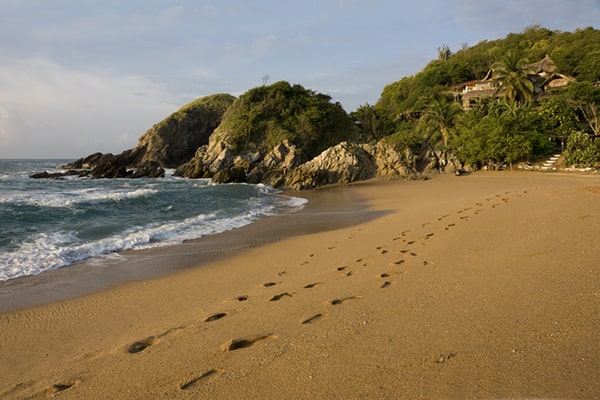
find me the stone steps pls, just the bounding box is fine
[540,153,562,171]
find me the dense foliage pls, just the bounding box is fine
[215,27,600,171]
[221,81,355,160]
[370,26,600,169]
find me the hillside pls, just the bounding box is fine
[50,26,600,185]
[363,25,600,170]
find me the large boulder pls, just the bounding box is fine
[360,141,417,179]
[284,142,377,190]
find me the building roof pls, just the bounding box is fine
[525,55,556,74]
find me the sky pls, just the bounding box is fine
[1,1,599,159]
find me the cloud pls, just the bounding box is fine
[0,58,178,158]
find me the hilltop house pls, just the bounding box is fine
[453,55,575,109]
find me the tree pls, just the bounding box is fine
[352,103,393,142]
[420,97,462,147]
[564,130,600,168]
[491,52,534,106]
[437,44,452,61]
[565,82,600,136]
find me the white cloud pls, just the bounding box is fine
[0,58,178,158]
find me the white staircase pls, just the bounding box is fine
[540,153,562,171]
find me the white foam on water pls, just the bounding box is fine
[0,196,303,281]
[0,187,159,207]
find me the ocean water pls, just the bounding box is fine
[0,159,307,282]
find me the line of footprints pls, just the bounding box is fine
[45,190,524,396]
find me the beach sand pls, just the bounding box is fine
[1,171,599,399]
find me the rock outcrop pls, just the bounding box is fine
[120,93,235,168]
[284,142,376,189]
[175,133,432,190]
[46,94,235,179]
[33,84,458,187]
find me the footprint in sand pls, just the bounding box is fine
[220,335,277,352]
[329,296,361,306]
[303,282,322,289]
[180,368,225,390]
[302,313,324,324]
[46,380,81,396]
[127,336,158,354]
[379,271,404,279]
[205,312,227,322]
[269,292,293,302]
[381,281,392,289]
[237,295,249,302]
[435,353,458,364]
[262,282,278,288]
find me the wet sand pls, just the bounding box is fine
[0,184,381,313]
[1,171,599,399]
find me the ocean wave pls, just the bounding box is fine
[0,203,282,281]
[0,187,159,207]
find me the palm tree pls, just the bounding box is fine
[420,97,462,147]
[491,52,534,106]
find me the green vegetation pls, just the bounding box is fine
[221,81,354,160]
[373,25,600,169]
[169,93,236,125]
[212,27,600,171]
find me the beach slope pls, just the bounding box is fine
[1,172,599,399]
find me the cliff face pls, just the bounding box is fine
[60,94,235,178]
[123,93,235,168]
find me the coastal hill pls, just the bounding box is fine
[55,26,600,187]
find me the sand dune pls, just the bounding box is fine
[1,171,599,399]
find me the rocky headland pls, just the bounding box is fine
[36,82,461,189]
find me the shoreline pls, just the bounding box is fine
[0,182,383,313]
[1,171,599,399]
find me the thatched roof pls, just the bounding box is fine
[525,55,556,74]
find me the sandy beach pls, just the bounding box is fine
[1,171,599,399]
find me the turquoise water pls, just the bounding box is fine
[0,160,306,281]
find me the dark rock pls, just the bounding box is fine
[131,162,165,178]
[89,154,127,178]
[212,166,246,183]
[30,169,86,180]
[59,152,104,170]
